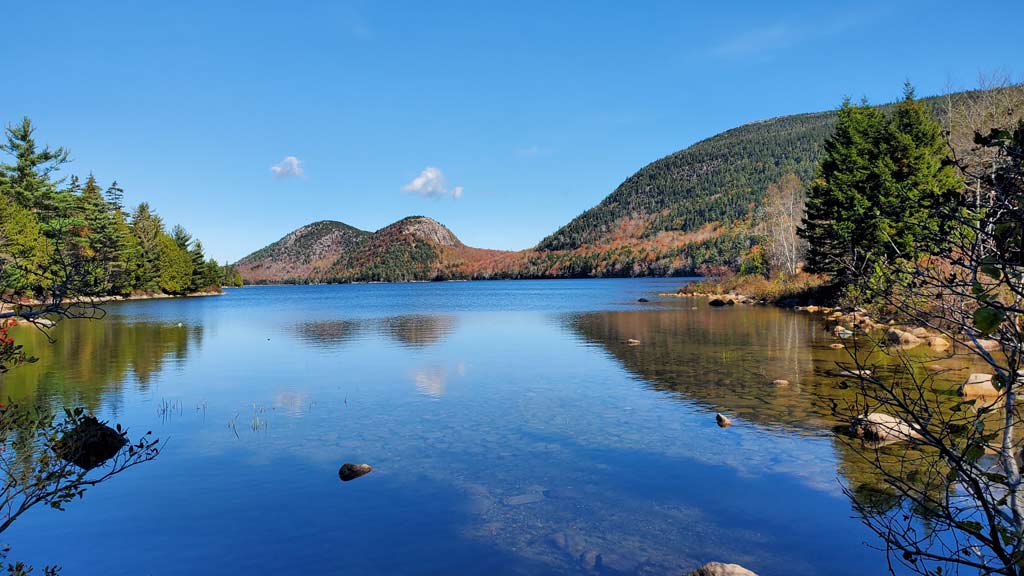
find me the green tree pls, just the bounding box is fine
[800,84,963,291]
[156,233,192,294]
[0,196,48,294]
[0,118,69,212]
[129,203,164,291]
[800,98,886,282]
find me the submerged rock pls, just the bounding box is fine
[829,343,845,349]
[960,373,998,399]
[771,379,790,387]
[715,413,732,428]
[338,463,373,482]
[887,328,923,349]
[625,338,641,346]
[850,413,920,443]
[55,416,128,470]
[976,338,1001,352]
[830,368,872,378]
[927,336,951,351]
[504,493,545,506]
[685,562,758,576]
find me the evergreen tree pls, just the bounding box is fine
[130,203,165,291]
[156,233,192,294]
[171,224,192,252]
[0,117,70,211]
[0,195,48,293]
[187,240,208,291]
[800,98,886,281]
[799,85,963,290]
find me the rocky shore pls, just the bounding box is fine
[4,290,223,327]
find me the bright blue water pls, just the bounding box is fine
[2,280,894,575]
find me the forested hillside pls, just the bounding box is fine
[538,111,836,252]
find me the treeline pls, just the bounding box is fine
[0,117,241,298]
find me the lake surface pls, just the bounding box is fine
[2,279,933,574]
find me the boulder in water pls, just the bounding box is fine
[708,298,727,307]
[637,298,650,303]
[850,413,920,443]
[715,413,732,428]
[338,463,373,482]
[55,415,128,470]
[887,328,923,349]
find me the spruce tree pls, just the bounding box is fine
[800,98,886,282]
[799,85,963,291]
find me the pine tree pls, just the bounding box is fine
[171,224,192,252]
[0,117,70,212]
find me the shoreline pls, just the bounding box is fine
[3,291,224,322]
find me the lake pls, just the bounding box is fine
[2,279,922,575]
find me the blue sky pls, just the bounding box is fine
[3,1,1022,262]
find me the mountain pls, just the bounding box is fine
[236,88,1016,283]
[234,220,370,283]
[235,216,515,284]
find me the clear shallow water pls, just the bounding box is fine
[2,279,914,574]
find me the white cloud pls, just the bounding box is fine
[270,156,304,178]
[402,166,464,200]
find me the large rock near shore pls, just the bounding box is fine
[685,562,758,576]
[850,413,919,443]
